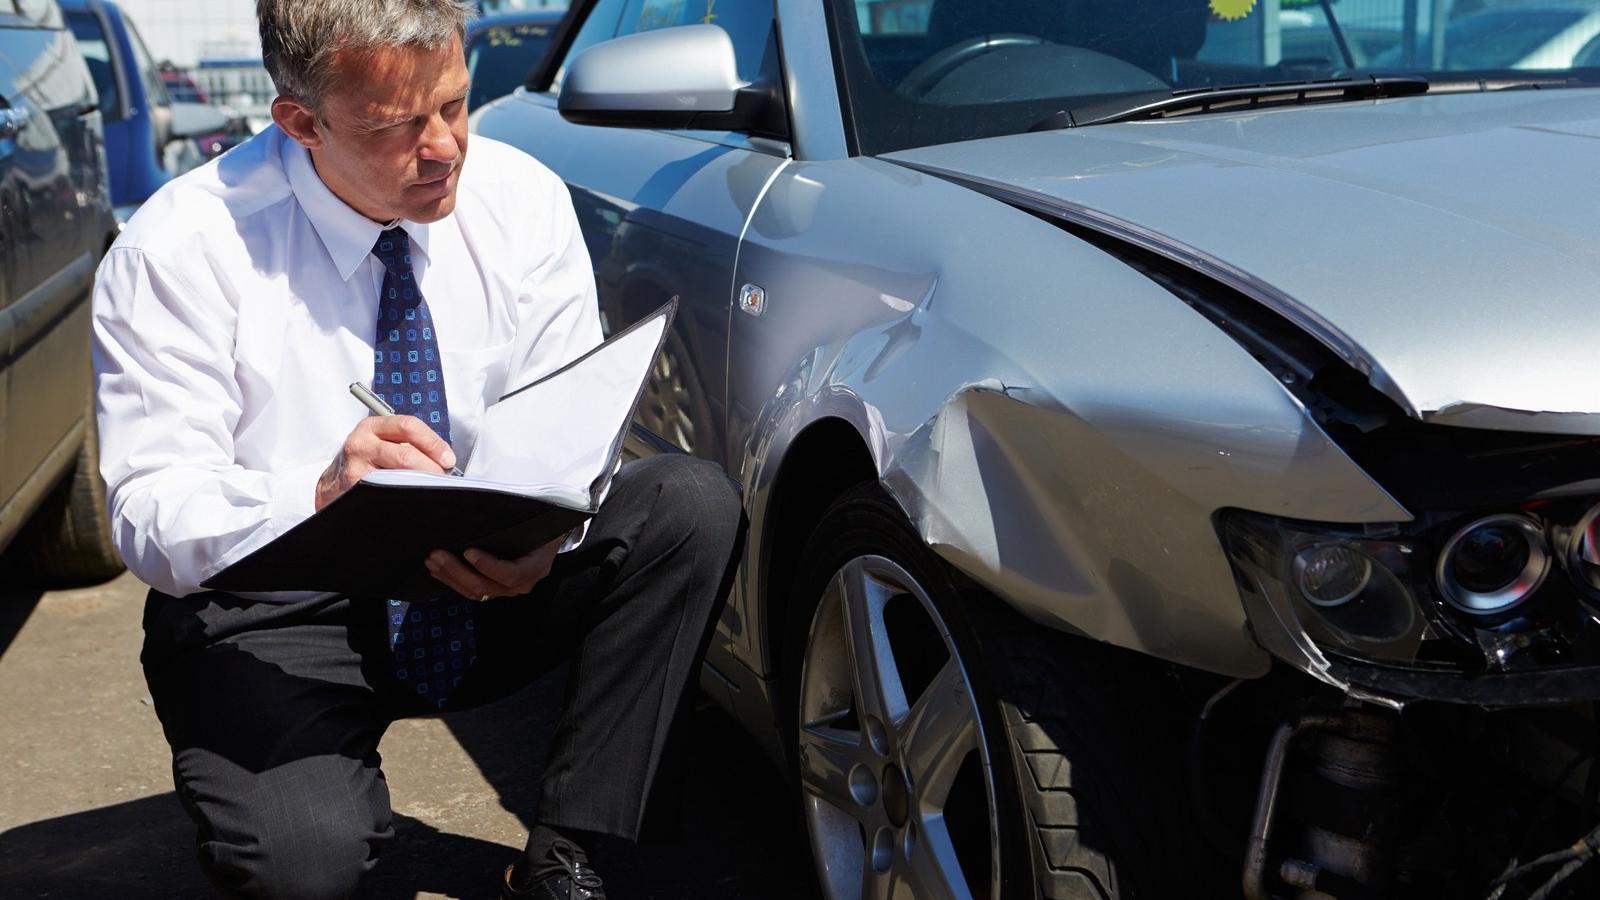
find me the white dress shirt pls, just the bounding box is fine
[93,126,602,600]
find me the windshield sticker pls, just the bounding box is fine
[1209,0,1256,20]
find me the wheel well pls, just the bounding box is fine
[760,418,877,662]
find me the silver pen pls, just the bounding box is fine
[348,381,465,476]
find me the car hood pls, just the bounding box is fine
[883,89,1600,434]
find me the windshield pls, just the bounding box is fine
[829,0,1600,154]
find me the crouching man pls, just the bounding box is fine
[91,1,742,897]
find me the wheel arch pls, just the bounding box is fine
[752,415,878,679]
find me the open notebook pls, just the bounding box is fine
[202,301,676,600]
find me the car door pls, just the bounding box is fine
[475,0,789,467]
[0,3,98,511]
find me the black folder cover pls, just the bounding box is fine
[201,301,676,600]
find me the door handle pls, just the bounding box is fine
[0,108,31,138]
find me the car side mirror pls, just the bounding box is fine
[167,101,229,141]
[558,24,783,137]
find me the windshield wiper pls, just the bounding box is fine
[1030,75,1430,131]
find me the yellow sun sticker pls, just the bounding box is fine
[1209,0,1257,20]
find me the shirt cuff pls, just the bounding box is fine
[267,458,328,530]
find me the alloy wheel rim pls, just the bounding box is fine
[638,347,695,452]
[798,555,999,900]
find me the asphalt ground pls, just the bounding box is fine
[0,566,814,899]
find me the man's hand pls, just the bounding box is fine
[315,415,457,511]
[425,536,565,601]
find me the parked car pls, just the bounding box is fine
[158,65,249,159]
[465,8,563,112]
[60,0,225,223]
[0,0,123,583]
[476,0,1600,897]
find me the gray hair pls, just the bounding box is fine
[258,0,475,110]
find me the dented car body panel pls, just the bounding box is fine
[723,155,1412,681]
[882,89,1600,432]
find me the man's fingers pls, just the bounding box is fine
[462,547,551,591]
[369,438,444,473]
[367,415,457,471]
[426,551,514,599]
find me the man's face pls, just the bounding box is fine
[281,37,471,224]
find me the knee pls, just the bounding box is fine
[648,456,743,546]
[197,800,385,900]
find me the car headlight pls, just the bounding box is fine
[1221,514,1430,669]
[1218,502,1600,685]
[1563,501,1600,598]
[1436,514,1549,615]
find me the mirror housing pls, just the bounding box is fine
[167,101,230,141]
[558,24,784,137]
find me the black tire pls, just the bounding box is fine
[782,484,1199,900]
[13,399,125,586]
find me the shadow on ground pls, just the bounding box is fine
[439,671,813,900]
[0,677,812,900]
[0,559,45,664]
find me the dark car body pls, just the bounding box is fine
[466,9,563,112]
[0,0,121,581]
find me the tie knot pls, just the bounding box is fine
[373,227,413,275]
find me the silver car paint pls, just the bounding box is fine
[558,24,748,115]
[476,13,1600,740]
[724,156,1408,683]
[884,89,1600,434]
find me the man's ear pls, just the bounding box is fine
[272,96,323,149]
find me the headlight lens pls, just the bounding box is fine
[1294,544,1372,607]
[1221,514,1427,665]
[1563,502,1600,596]
[1436,515,1548,615]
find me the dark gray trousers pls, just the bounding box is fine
[140,455,742,900]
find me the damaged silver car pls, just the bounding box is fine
[473,0,1600,896]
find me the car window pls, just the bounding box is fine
[616,0,774,81]
[66,9,120,120]
[830,0,1600,156]
[467,20,557,110]
[550,0,631,93]
[124,16,166,107]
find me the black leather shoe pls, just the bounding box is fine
[501,838,606,900]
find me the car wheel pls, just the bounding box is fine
[785,484,1193,900]
[13,392,125,586]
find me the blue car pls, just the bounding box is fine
[62,0,225,222]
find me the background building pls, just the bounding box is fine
[113,0,259,68]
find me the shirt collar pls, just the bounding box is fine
[283,140,434,282]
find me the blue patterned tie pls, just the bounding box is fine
[372,226,476,709]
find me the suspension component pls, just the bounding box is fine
[1244,708,1403,900]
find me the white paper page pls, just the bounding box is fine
[362,469,592,508]
[464,312,667,496]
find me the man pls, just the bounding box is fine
[91,1,742,897]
